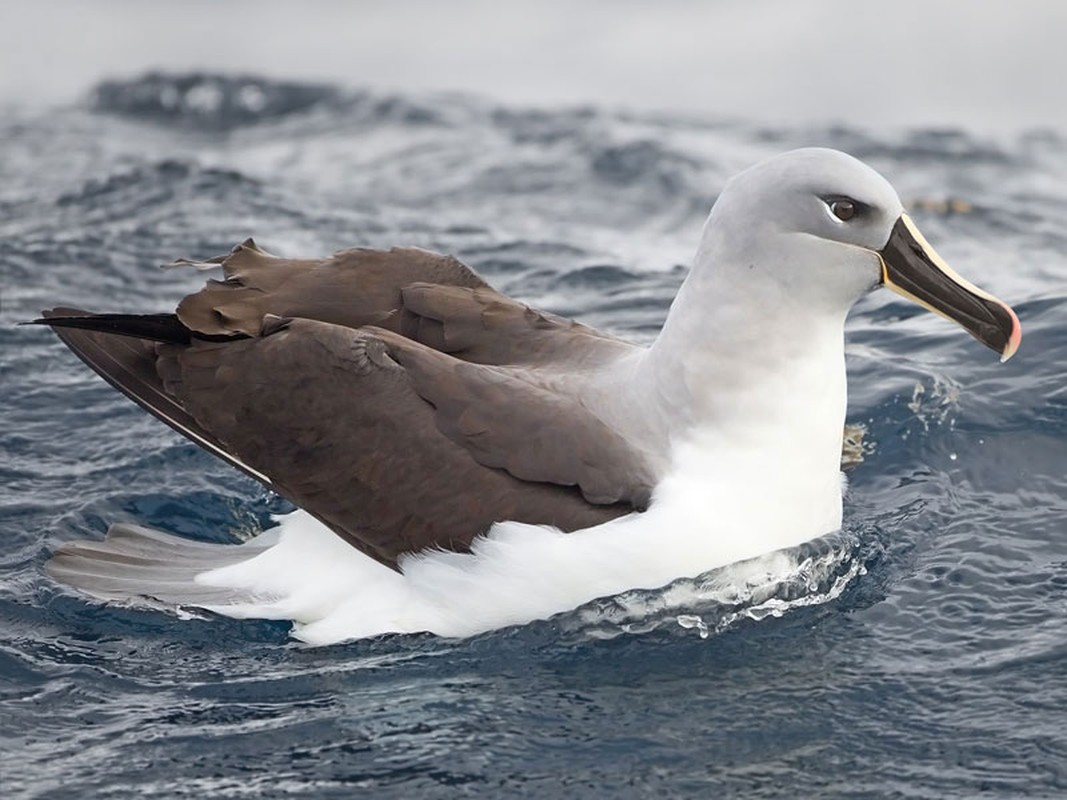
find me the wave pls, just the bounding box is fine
[88,71,456,131]
[56,158,261,208]
[90,71,342,130]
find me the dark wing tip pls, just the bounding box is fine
[26,311,193,345]
[22,307,90,325]
[21,308,88,329]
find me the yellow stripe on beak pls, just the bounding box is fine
[879,214,1021,362]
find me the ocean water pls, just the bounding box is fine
[1,74,1065,798]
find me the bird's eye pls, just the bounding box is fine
[830,199,856,221]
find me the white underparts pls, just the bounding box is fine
[195,419,846,643]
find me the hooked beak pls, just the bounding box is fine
[879,214,1021,362]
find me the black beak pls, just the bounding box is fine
[879,214,1021,361]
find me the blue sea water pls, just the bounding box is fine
[1,74,1065,798]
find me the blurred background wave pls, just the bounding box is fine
[2,0,1066,133]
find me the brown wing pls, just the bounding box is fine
[37,242,648,568]
[373,328,655,507]
[159,317,628,566]
[175,239,487,337]
[175,238,634,367]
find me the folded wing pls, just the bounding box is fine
[37,242,649,567]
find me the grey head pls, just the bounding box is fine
[694,148,1019,357]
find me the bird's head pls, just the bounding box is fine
[699,147,1020,361]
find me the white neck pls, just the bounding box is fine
[650,267,847,448]
[609,226,855,549]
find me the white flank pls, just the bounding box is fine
[196,429,847,644]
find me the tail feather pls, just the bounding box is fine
[48,523,279,607]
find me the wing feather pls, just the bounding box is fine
[37,243,647,567]
[162,318,629,566]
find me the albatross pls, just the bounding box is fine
[33,148,1021,643]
